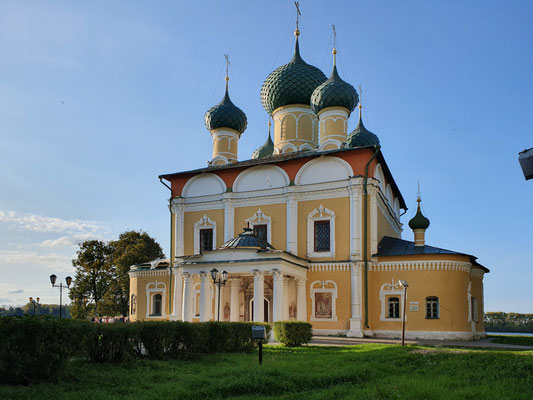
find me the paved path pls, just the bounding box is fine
[309,335,533,350]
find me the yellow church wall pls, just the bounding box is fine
[306,270,352,330]
[273,104,318,152]
[233,203,286,250]
[377,206,400,241]
[183,209,224,255]
[470,273,485,332]
[297,197,350,260]
[129,274,170,322]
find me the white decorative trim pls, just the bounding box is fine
[245,209,272,243]
[210,155,230,165]
[295,156,354,186]
[145,281,166,319]
[182,173,226,198]
[470,268,485,278]
[379,279,405,322]
[371,260,472,272]
[193,215,217,254]
[280,142,298,154]
[307,205,336,259]
[376,192,402,234]
[308,262,352,272]
[373,164,385,193]
[233,165,289,192]
[299,143,314,151]
[310,280,338,322]
[130,269,170,278]
[318,138,343,151]
[318,108,349,119]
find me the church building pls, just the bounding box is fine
[129,21,488,340]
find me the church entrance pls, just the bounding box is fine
[250,298,269,322]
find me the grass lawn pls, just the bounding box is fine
[488,334,533,346]
[1,344,532,400]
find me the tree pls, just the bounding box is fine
[103,231,164,316]
[70,240,113,317]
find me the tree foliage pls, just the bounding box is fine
[69,231,164,318]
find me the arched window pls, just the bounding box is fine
[388,297,400,319]
[426,296,439,319]
[152,294,162,316]
[130,294,136,315]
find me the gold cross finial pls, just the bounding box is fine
[332,24,337,66]
[224,54,230,89]
[358,84,363,118]
[417,181,421,203]
[294,1,301,36]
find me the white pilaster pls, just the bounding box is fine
[229,278,241,322]
[347,263,364,337]
[283,277,290,320]
[223,193,234,242]
[370,187,378,255]
[286,190,298,255]
[296,277,307,321]
[199,272,211,322]
[253,270,265,322]
[171,199,185,257]
[272,270,284,322]
[181,273,193,322]
[170,268,183,321]
[349,182,362,259]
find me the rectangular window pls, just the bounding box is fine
[471,297,478,323]
[200,228,213,252]
[425,296,439,319]
[253,224,267,242]
[388,296,400,318]
[314,221,330,252]
[130,294,136,315]
[152,294,162,316]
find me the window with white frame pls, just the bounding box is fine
[194,215,216,254]
[387,297,400,318]
[310,280,338,321]
[130,294,136,315]
[307,205,335,258]
[152,294,162,316]
[145,281,166,318]
[245,209,272,243]
[426,296,439,319]
[379,280,405,321]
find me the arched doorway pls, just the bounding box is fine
[250,298,269,322]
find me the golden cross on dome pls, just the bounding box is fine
[224,54,230,88]
[358,84,363,118]
[332,24,337,66]
[294,1,301,36]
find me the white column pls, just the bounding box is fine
[347,263,364,337]
[223,193,234,242]
[370,186,378,255]
[199,272,211,322]
[229,278,241,322]
[296,277,307,321]
[283,277,290,320]
[253,270,265,322]
[349,182,363,259]
[286,190,298,254]
[171,200,184,257]
[272,270,284,322]
[182,273,193,322]
[170,268,183,320]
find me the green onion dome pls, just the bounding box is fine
[408,197,430,230]
[252,133,274,159]
[220,228,274,250]
[347,112,380,147]
[205,85,247,134]
[310,65,358,115]
[260,38,327,115]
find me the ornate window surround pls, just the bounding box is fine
[245,209,272,243]
[145,281,166,319]
[310,280,338,322]
[194,215,217,254]
[379,279,406,322]
[307,205,335,258]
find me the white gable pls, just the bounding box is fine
[182,173,226,197]
[233,165,289,192]
[295,156,353,185]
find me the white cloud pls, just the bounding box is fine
[39,233,102,248]
[0,250,73,272]
[8,289,24,294]
[0,210,105,234]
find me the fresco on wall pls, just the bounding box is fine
[315,292,332,318]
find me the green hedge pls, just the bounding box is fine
[273,321,312,347]
[0,317,273,384]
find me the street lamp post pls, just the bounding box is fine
[399,280,409,346]
[210,268,228,321]
[29,297,40,316]
[50,274,72,319]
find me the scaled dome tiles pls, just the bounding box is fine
[205,88,247,134]
[311,66,359,115]
[347,117,380,147]
[260,39,327,115]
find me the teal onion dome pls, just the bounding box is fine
[347,112,380,147]
[205,85,247,134]
[408,198,430,230]
[252,133,274,159]
[260,38,327,115]
[310,65,359,115]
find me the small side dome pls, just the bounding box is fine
[408,197,430,230]
[205,86,247,134]
[220,228,275,250]
[261,38,327,115]
[252,133,274,159]
[347,110,380,147]
[311,66,358,115]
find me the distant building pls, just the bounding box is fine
[129,25,488,340]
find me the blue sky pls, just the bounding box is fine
[0,1,532,312]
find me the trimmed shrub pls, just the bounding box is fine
[87,322,133,363]
[0,316,89,384]
[273,321,312,347]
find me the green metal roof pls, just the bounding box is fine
[251,133,274,159]
[220,228,274,250]
[347,115,380,147]
[311,65,358,115]
[260,38,326,115]
[205,86,247,134]
[408,199,430,230]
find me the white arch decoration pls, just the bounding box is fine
[245,209,272,243]
[182,173,226,198]
[146,281,166,318]
[299,143,314,152]
[379,279,405,322]
[233,165,289,193]
[279,142,298,154]
[374,164,385,193]
[193,215,217,254]
[386,184,393,204]
[310,280,338,321]
[295,156,353,186]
